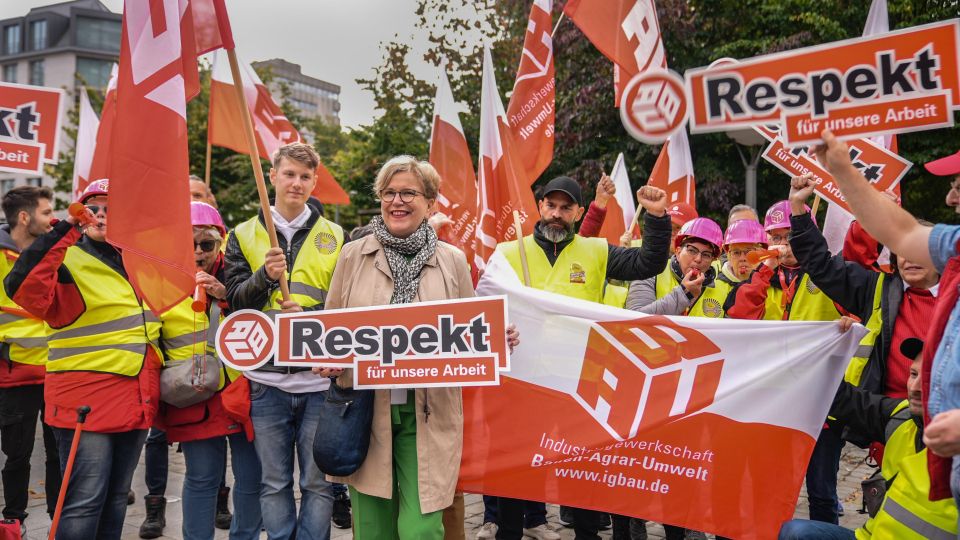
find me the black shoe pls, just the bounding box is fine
[558,506,575,528]
[215,486,232,530]
[331,490,352,529]
[138,495,166,539]
[599,512,612,530]
[127,490,135,505]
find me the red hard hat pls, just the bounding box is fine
[925,150,960,177]
[665,202,698,227]
[79,179,108,204]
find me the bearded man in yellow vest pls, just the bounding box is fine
[493,176,671,540]
[725,199,845,525]
[4,180,162,540]
[224,142,345,540]
[0,186,60,533]
[779,336,957,539]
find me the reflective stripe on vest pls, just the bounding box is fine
[762,273,841,321]
[46,247,161,376]
[499,235,608,303]
[234,214,342,315]
[845,274,886,386]
[858,449,958,539]
[0,251,47,366]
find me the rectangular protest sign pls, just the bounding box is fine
[216,296,509,389]
[0,82,64,174]
[757,126,911,212]
[462,252,867,540]
[684,19,960,144]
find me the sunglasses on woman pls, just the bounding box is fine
[85,204,107,215]
[194,240,218,253]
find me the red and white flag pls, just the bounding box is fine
[72,87,99,200]
[597,153,637,245]
[430,66,480,271]
[86,63,118,187]
[505,0,555,185]
[108,0,204,313]
[208,50,349,205]
[476,46,539,265]
[463,255,868,539]
[822,0,895,254]
[648,128,695,205]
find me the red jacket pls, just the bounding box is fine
[4,220,159,432]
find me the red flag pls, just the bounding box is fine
[430,66,480,272]
[108,0,197,313]
[505,0,555,185]
[86,63,118,186]
[476,46,539,265]
[189,0,233,54]
[647,129,695,206]
[208,50,348,205]
[312,162,350,205]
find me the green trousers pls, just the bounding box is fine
[351,396,444,540]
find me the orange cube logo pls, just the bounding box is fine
[575,316,724,440]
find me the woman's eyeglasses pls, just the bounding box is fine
[194,240,218,253]
[85,204,106,215]
[379,189,423,203]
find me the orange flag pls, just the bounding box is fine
[476,46,539,264]
[208,50,349,205]
[107,0,205,313]
[505,0,555,185]
[430,66,480,271]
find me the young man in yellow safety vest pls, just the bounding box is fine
[780,337,958,539]
[0,186,60,534]
[224,142,345,539]
[493,176,671,540]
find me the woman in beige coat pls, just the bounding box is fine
[321,155,517,540]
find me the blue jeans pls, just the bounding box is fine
[805,426,844,523]
[482,495,547,528]
[778,519,855,539]
[250,381,332,540]
[182,433,262,540]
[52,428,147,540]
[144,428,168,497]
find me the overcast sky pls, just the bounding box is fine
[1,0,425,128]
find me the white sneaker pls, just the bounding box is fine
[524,523,561,540]
[476,522,498,539]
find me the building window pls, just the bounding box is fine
[0,179,14,195]
[26,178,42,187]
[76,58,112,88]
[2,64,15,83]
[29,19,46,51]
[29,60,43,86]
[3,25,20,55]
[76,17,120,52]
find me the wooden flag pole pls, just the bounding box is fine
[627,196,645,239]
[512,211,531,286]
[811,194,822,218]
[203,139,212,187]
[226,48,290,302]
[551,12,565,38]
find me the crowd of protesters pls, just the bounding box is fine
[0,131,958,540]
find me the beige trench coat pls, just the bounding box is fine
[326,234,473,514]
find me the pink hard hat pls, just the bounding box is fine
[724,219,767,248]
[190,201,226,236]
[925,150,960,177]
[674,217,723,251]
[79,179,108,204]
[764,200,816,231]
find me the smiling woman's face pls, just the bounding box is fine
[380,171,435,238]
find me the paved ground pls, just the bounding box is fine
[10,429,872,539]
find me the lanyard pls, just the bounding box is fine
[778,269,799,320]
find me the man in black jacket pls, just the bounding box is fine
[787,174,938,407]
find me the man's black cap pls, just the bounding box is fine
[900,337,924,360]
[541,176,583,206]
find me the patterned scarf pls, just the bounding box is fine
[371,215,437,304]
